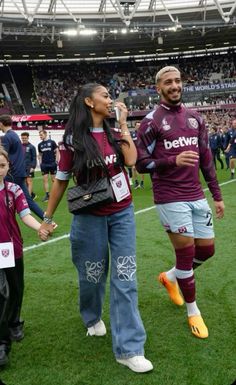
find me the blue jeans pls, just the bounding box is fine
[5,176,44,220]
[70,203,146,359]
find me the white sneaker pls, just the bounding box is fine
[116,355,153,373]
[86,320,106,336]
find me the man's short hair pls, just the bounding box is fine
[21,132,29,137]
[0,114,12,126]
[39,129,47,135]
[155,66,181,84]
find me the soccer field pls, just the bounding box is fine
[1,170,236,385]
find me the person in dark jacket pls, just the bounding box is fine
[209,126,224,170]
[225,119,236,179]
[0,115,44,220]
[21,132,37,200]
[38,130,59,202]
[220,126,231,169]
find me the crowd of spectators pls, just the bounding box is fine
[182,54,236,84]
[0,52,235,115]
[31,53,236,133]
[31,52,236,113]
[32,62,127,113]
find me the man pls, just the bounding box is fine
[225,119,236,179]
[38,130,59,202]
[130,121,145,189]
[209,126,224,170]
[0,115,44,221]
[220,126,231,169]
[136,66,225,339]
[21,132,37,199]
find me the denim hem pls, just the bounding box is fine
[86,319,101,328]
[115,351,144,359]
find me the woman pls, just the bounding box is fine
[40,83,153,373]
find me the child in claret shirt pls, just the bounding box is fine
[0,146,49,367]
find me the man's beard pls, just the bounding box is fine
[161,89,182,105]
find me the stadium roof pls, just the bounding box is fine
[0,0,236,62]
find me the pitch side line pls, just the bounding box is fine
[23,234,70,251]
[23,179,235,252]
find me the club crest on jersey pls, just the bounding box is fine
[1,249,9,258]
[116,180,122,188]
[188,118,198,129]
[162,118,171,131]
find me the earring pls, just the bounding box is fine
[91,105,94,108]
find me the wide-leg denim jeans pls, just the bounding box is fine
[70,203,146,358]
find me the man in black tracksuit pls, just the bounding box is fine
[21,132,37,199]
[209,127,224,170]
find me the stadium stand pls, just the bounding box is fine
[0,52,235,130]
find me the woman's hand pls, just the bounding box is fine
[38,222,54,241]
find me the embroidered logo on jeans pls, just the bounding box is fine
[85,260,105,283]
[117,256,136,281]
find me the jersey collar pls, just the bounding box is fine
[160,101,182,112]
[90,127,104,133]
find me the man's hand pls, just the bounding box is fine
[176,151,199,167]
[214,200,225,219]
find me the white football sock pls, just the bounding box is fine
[186,301,201,317]
[166,267,176,282]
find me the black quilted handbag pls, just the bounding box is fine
[67,177,114,214]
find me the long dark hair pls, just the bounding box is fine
[63,83,126,183]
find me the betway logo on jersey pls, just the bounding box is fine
[164,136,198,149]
